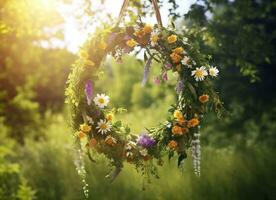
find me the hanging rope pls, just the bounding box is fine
[152,0,163,28]
[117,0,163,28]
[117,0,130,26]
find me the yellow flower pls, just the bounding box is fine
[173,110,183,119]
[126,39,138,48]
[106,113,113,121]
[151,34,159,43]
[99,40,107,50]
[167,34,177,43]
[80,123,92,133]
[84,59,95,67]
[79,50,89,59]
[170,52,182,64]
[199,94,209,103]
[167,140,178,150]
[143,24,153,34]
[172,47,184,54]
[187,118,200,128]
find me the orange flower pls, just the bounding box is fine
[187,118,200,128]
[199,94,209,103]
[167,34,177,43]
[78,131,86,139]
[170,52,182,64]
[106,113,113,121]
[172,47,184,54]
[178,117,187,126]
[135,29,145,38]
[105,135,117,146]
[89,138,98,147]
[143,25,153,34]
[181,127,189,134]
[172,125,183,135]
[167,140,178,150]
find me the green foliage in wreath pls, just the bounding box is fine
[65,22,222,185]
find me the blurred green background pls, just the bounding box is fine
[1,0,276,199]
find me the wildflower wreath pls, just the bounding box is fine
[65,0,222,196]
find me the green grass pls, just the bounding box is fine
[16,113,276,200]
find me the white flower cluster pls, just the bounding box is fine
[74,148,89,198]
[191,131,201,177]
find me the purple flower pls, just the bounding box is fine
[176,79,184,94]
[85,80,93,105]
[137,133,156,148]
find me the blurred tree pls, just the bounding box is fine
[182,0,276,146]
[0,0,75,143]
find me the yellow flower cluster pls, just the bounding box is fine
[167,34,177,43]
[106,113,113,121]
[79,50,95,67]
[126,39,138,48]
[78,123,92,139]
[170,52,182,64]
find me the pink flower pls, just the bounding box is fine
[154,77,161,85]
[162,72,168,81]
[165,63,172,69]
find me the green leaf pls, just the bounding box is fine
[177,152,187,167]
[113,121,122,127]
[187,83,197,99]
[168,151,174,161]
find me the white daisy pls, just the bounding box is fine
[139,148,148,157]
[209,66,219,77]
[93,93,110,109]
[191,66,208,81]
[96,119,112,135]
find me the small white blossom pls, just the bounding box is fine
[139,148,148,157]
[209,66,219,77]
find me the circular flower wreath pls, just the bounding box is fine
[65,23,222,185]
